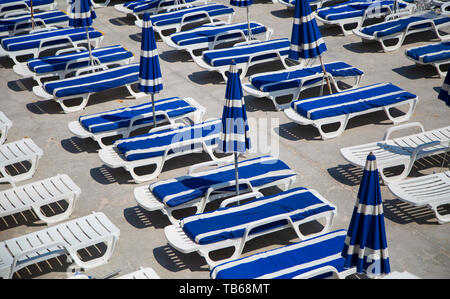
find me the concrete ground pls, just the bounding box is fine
[0,0,449,279]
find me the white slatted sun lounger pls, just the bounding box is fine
[0,0,56,18]
[210,229,357,279]
[0,27,104,65]
[0,174,81,224]
[340,122,450,184]
[0,211,120,279]
[68,96,206,148]
[33,63,145,113]
[242,61,365,111]
[353,10,450,52]
[98,119,222,183]
[0,138,43,185]
[405,41,450,78]
[135,3,235,38]
[194,38,291,81]
[134,155,297,224]
[284,83,418,140]
[388,171,450,224]
[163,21,273,60]
[164,187,337,268]
[0,111,12,145]
[314,0,416,36]
[116,267,160,279]
[13,44,134,86]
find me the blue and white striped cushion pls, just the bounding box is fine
[0,10,68,33]
[1,27,102,52]
[27,45,133,74]
[202,38,290,67]
[317,0,405,21]
[150,4,234,27]
[0,0,53,12]
[181,187,336,245]
[79,97,197,133]
[210,229,347,279]
[406,42,450,63]
[361,14,450,37]
[150,155,296,207]
[115,118,222,161]
[170,22,267,46]
[250,61,364,93]
[290,83,416,120]
[43,63,139,98]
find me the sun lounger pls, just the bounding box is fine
[0,138,43,185]
[14,44,134,86]
[243,61,365,111]
[68,96,206,148]
[0,10,68,37]
[0,27,104,64]
[135,3,235,37]
[134,155,297,224]
[273,0,339,10]
[0,211,120,279]
[0,174,81,225]
[353,10,450,52]
[340,122,450,183]
[314,0,415,36]
[388,171,450,224]
[405,41,450,78]
[0,111,12,145]
[98,118,222,183]
[210,229,356,279]
[32,63,144,113]
[164,187,337,268]
[284,83,418,140]
[0,0,56,17]
[163,21,273,59]
[194,38,291,80]
[115,0,209,21]
[116,267,160,279]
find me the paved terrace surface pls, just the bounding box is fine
[0,0,449,279]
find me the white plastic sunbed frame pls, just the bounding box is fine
[0,211,120,279]
[164,189,337,269]
[388,170,450,224]
[314,0,416,36]
[0,174,81,225]
[283,86,418,140]
[0,28,104,65]
[194,39,291,81]
[341,122,450,184]
[163,22,274,61]
[134,156,297,224]
[405,42,450,78]
[0,138,43,185]
[0,112,13,145]
[135,5,235,38]
[13,46,135,87]
[353,10,450,52]
[115,0,210,22]
[242,60,364,111]
[98,122,222,183]
[0,0,56,18]
[32,63,145,114]
[67,97,206,149]
[69,266,160,279]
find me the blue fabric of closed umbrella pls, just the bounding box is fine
[341,153,390,276]
[289,0,326,61]
[438,70,450,107]
[139,12,163,94]
[68,0,96,27]
[219,62,250,153]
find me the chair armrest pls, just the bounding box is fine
[128,110,173,131]
[292,265,340,279]
[187,157,234,174]
[75,63,107,76]
[56,46,88,55]
[383,122,425,141]
[148,122,185,133]
[219,191,263,208]
[179,10,212,31]
[211,29,246,49]
[65,56,102,73]
[410,140,449,161]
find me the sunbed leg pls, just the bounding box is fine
[58,95,90,113]
[429,203,450,224]
[68,235,117,270]
[125,84,146,99]
[31,195,77,224]
[127,160,163,183]
[383,99,415,124]
[316,116,349,140]
[0,156,39,185]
